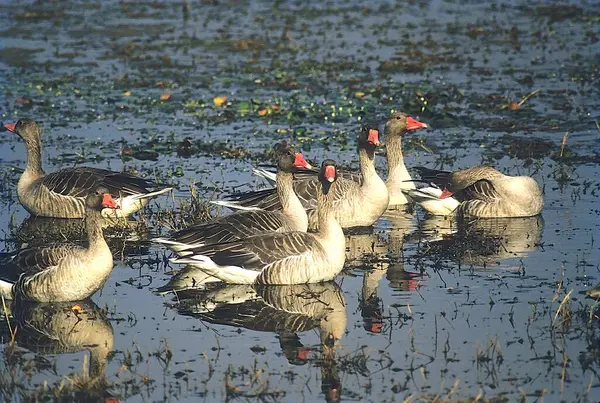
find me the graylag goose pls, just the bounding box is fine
[3,119,172,218]
[384,112,429,206]
[214,124,389,229]
[0,187,118,302]
[227,113,429,216]
[153,147,312,254]
[409,166,544,218]
[172,160,346,285]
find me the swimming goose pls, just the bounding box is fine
[410,166,544,218]
[0,187,118,302]
[232,113,429,214]
[153,147,311,254]
[172,159,346,285]
[3,119,172,218]
[384,111,429,207]
[215,124,389,229]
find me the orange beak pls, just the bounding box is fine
[293,153,312,169]
[406,117,428,131]
[102,193,119,209]
[440,188,453,199]
[367,129,381,146]
[296,347,311,360]
[324,165,336,182]
[3,123,16,133]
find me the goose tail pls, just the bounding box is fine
[171,256,259,284]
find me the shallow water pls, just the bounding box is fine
[0,0,599,401]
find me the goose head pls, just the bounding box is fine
[357,124,382,159]
[277,146,312,173]
[318,159,338,196]
[3,118,42,147]
[87,187,119,211]
[384,111,428,138]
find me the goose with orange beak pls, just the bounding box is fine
[215,124,390,230]
[0,187,119,302]
[172,160,346,285]
[153,146,312,258]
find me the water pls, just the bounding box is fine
[0,0,598,401]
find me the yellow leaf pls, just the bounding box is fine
[213,96,228,106]
[355,91,365,98]
[123,91,132,97]
[71,304,83,313]
[160,93,171,101]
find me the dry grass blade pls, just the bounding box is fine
[559,132,569,158]
[553,289,573,321]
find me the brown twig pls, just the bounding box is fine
[559,132,569,158]
[518,88,540,107]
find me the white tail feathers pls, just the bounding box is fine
[152,238,205,254]
[402,187,460,216]
[210,200,262,212]
[171,256,259,284]
[252,167,277,184]
[129,187,173,202]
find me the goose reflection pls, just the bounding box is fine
[11,215,150,257]
[410,215,544,267]
[171,282,346,402]
[0,299,114,389]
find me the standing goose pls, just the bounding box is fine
[215,124,389,229]
[153,147,312,254]
[0,187,119,302]
[172,160,346,285]
[408,166,544,218]
[3,119,172,218]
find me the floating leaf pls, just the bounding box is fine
[160,93,171,101]
[123,91,132,97]
[355,91,365,98]
[71,304,83,313]
[213,96,228,106]
[258,108,267,116]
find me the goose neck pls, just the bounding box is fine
[358,147,377,183]
[23,136,44,178]
[276,171,308,230]
[85,209,107,251]
[385,135,410,182]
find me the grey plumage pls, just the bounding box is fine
[0,187,117,302]
[218,124,389,229]
[3,118,172,218]
[154,146,309,253]
[172,160,346,285]
[413,165,544,218]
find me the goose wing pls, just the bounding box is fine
[413,167,452,189]
[41,167,160,198]
[457,179,500,202]
[183,231,319,272]
[0,245,77,283]
[168,211,287,247]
